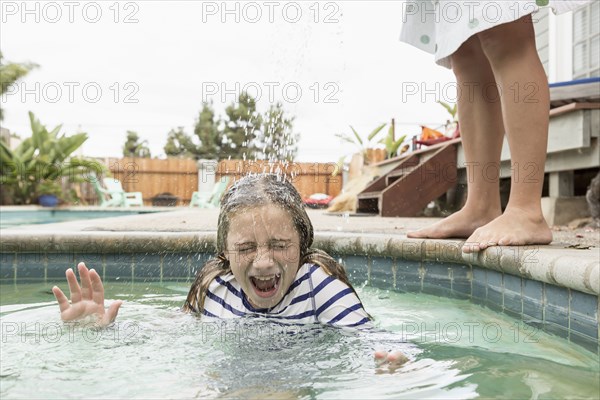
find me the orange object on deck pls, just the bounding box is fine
[416,125,452,146]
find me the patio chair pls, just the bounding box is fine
[102,178,144,207]
[189,177,230,208]
[91,175,125,207]
[91,175,143,207]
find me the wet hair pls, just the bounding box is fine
[183,174,365,316]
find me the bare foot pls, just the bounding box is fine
[407,207,501,239]
[462,207,552,253]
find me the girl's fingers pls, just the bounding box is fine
[89,269,105,306]
[102,300,123,326]
[66,268,82,303]
[52,286,70,313]
[78,262,93,301]
[374,350,409,368]
[387,351,409,366]
[374,351,388,366]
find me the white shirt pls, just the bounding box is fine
[201,263,372,328]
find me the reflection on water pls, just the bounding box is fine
[1,283,598,399]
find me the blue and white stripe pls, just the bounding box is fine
[202,263,372,328]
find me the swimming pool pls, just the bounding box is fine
[0,208,161,229]
[1,252,598,399]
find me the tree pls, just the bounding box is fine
[163,103,221,159]
[0,52,38,120]
[164,127,194,158]
[162,93,299,161]
[256,103,298,161]
[220,92,262,160]
[122,131,151,158]
[194,102,222,159]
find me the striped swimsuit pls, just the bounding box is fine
[200,263,372,328]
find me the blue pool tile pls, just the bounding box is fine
[74,252,104,267]
[134,253,162,279]
[570,331,599,355]
[450,264,470,280]
[471,268,487,300]
[341,255,369,286]
[74,253,104,269]
[570,290,598,319]
[452,281,472,299]
[422,270,453,297]
[568,290,598,340]
[523,298,543,322]
[423,262,452,289]
[163,254,192,280]
[16,253,45,281]
[0,254,15,280]
[523,279,543,302]
[472,281,487,301]
[544,321,570,340]
[486,288,503,312]
[47,253,79,279]
[503,307,521,320]
[395,260,422,293]
[109,249,136,264]
[570,315,599,339]
[486,270,503,290]
[0,252,15,268]
[104,255,133,282]
[16,252,44,267]
[503,274,522,317]
[545,284,569,308]
[484,270,503,311]
[504,290,522,317]
[423,262,451,279]
[544,284,570,328]
[472,268,486,284]
[188,253,213,279]
[504,274,522,294]
[522,280,543,321]
[370,257,393,289]
[545,304,569,329]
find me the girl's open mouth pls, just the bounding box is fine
[250,274,281,298]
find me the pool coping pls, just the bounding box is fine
[1,229,598,296]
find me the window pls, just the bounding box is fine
[573,2,600,78]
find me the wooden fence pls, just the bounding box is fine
[215,160,342,200]
[78,158,342,206]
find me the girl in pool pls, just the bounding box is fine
[52,174,407,368]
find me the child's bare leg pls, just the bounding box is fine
[464,15,552,252]
[408,36,504,239]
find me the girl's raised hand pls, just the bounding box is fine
[51,262,122,327]
[374,350,409,373]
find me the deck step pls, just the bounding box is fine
[357,191,382,199]
[356,141,458,217]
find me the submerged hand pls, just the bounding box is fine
[374,350,409,373]
[52,262,122,327]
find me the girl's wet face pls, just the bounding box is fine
[225,205,301,309]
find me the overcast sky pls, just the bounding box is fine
[1,0,456,162]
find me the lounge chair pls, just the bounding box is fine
[91,175,143,207]
[102,178,144,207]
[190,177,230,208]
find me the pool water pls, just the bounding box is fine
[1,282,598,399]
[0,210,158,229]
